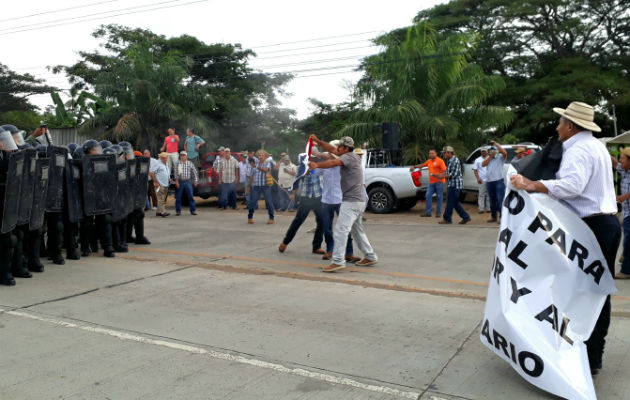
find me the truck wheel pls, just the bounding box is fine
[368,187,394,214]
[396,198,417,211]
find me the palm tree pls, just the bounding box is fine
[340,23,514,163]
[76,43,217,150]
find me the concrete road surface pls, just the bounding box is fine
[0,201,628,400]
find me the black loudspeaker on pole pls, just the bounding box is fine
[381,122,400,150]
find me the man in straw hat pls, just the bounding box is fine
[511,101,620,375]
[308,134,378,272]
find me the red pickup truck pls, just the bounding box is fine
[194,152,246,199]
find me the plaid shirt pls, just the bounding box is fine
[248,159,272,187]
[297,171,323,198]
[175,160,199,182]
[217,156,239,183]
[618,164,630,218]
[446,156,463,189]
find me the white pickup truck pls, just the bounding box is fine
[361,149,427,214]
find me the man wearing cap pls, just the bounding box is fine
[473,148,491,214]
[410,149,446,218]
[184,128,205,168]
[217,148,239,210]
[482,140,508,223]
[436,146,471,225]
[174,151,199,216]
[511,101,621,375]
[160,128,180,172]
[150,152,171,217]
[308,135,378,272]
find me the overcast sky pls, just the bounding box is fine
[3,0,443,119]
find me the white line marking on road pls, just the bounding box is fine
[3,309,421,399]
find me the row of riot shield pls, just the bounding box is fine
[0,150,150,233]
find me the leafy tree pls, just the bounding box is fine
[340,23,514,163]
[414,0,630,141]
[0,63,57,114]
[0,110,42,131]
[54,25,293,152]
[298,99,362,143]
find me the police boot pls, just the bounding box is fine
[114,220,128,253]
[126,215,135,243]
[79,220,91,257]
[133,212,150,245]
[47,213,65,265]
[12,229,32,279]
[99,215,115,258]
[65,222,80,260]
[27,230,45,273]
[0,233,16,286]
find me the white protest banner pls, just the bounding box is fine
[481,175,617,400]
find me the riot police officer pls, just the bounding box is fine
[0,127,19,285]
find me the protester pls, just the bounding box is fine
[174,151,199,216]
[184,128,205,168]
[611,148,630,279]
[150,152,171,217]
[143,149,158,210]
[217,148,239,210]
[510,101,620,375]
[437,146,471,225]
[275,154,297,211]
[239,151,251,206]
[410,149,446,218]
[160,128,180,171]
[247,149,275,224]
[473,148,491,214]
[308,135,377,272]
[278,169,325,254]
[482,140,507,223]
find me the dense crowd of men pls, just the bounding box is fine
[0,124,151,287]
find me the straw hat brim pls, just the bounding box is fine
[553,107,601,132]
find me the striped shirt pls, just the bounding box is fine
[298,171,323,198]
[617,164,630,218]
[248,159,272,187]
[540,131,616,218]
[174,160,199,183]
[217,156,239,183]
[446,156,463,189]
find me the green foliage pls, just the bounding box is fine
[54,24,293,152]
[414,0,630,141]
[0,110,42,131]
[0,63,57,114]
[340,22,514,163]
[298,99,362,142]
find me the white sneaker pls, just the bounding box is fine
[152,207,157,210]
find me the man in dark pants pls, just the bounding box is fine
[437,146,470,225]
[511,101,620,375]
[278,169,325,254]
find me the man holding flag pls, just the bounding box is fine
[308,135,377,272]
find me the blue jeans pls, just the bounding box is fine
[220,182,237,209]
[486,179,506,219]
[175,180,196,213]
[248,185,274,220]
[277,188,292,211]
[622,216,630,274]
[443,187,469,223]
[425,182,444,216]
[322,203,353,254]
[282,196,323,250]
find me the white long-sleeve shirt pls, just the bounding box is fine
[540,131,616,218]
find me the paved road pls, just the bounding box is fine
[0,202,628,399]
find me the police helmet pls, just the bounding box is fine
[0,126,18,151]
[99,140,112,149]
[123,146,135,160]
[0,124,26,146]
[102,147,117,155]
[82,139,102,155]
[118,141,132,148]
[68,143,79,154]
[72,147,85,159]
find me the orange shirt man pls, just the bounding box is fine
[411,150,447,217]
